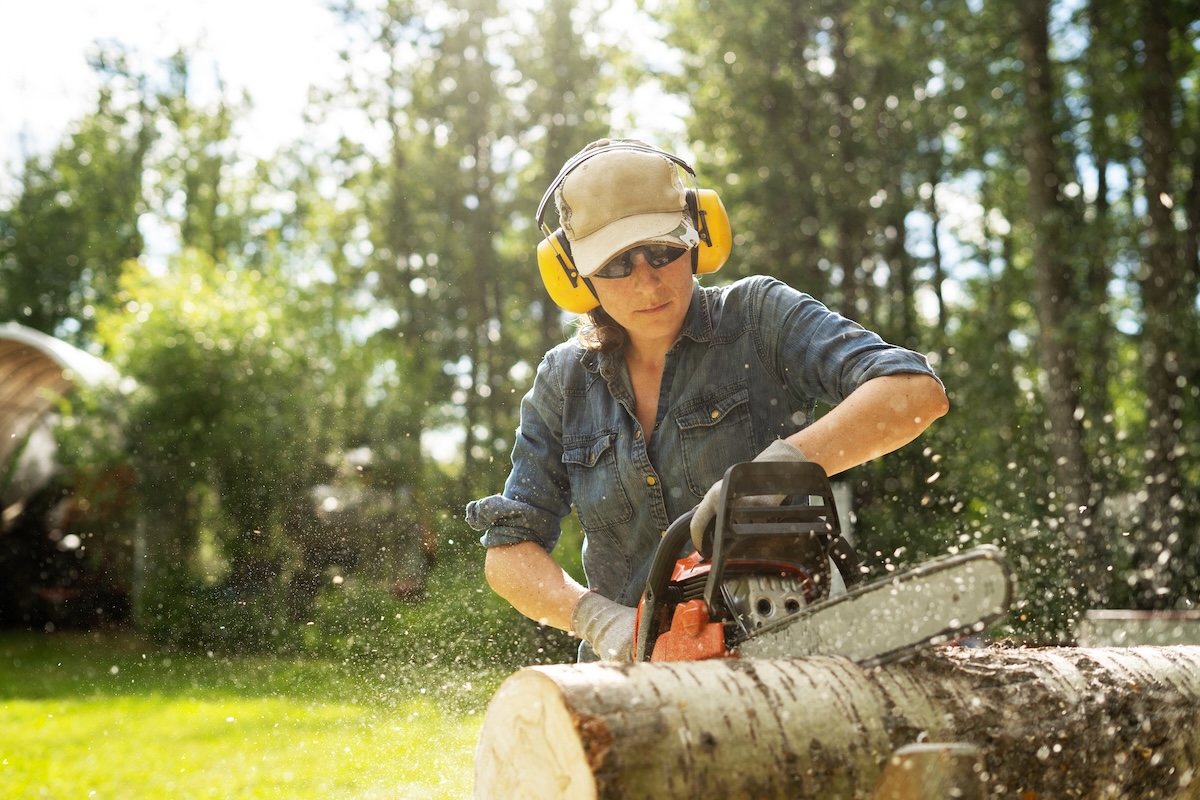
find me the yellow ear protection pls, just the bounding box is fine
[536,141,732,314]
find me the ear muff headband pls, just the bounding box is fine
[536,141,732,313]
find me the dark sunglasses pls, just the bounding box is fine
[593,244,689,279]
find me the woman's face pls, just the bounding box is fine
[590,248,694,353]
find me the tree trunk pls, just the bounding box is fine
[926,174,947,341]
[475,647,1200,799]
[1135,0,1190,607]
[1081,0,1117,470]
[831,9,865,323]
[1018,0,1105,607]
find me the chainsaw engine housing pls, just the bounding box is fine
[634,461,849,662]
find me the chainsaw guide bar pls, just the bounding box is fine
[731,545,1014,666]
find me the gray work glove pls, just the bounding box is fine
[571,591,637,662]
[690,438,808,552]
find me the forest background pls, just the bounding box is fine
[1,0,1197,667]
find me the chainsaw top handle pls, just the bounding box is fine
[702,460,844,615]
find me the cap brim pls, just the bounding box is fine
[573,211,688,278]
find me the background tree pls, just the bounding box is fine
[0,46,154,342]
[510,0,611,353]
[152,51,251,264]
[314,0,455,562]
[1132,0,1199,607]
[1018,0,1103,609]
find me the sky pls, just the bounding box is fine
[0,0,347,192]
[0,0,685,194]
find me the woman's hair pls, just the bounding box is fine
[575,306,626,352]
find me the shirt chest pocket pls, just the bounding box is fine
[562,432,634,531]
[674,383,756,497]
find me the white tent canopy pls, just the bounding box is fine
[0,322,119,508]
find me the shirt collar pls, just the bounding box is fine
[677,281,714,344]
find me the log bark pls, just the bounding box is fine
[474,646,1200,799]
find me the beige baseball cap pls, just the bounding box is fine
[554,140,698,277]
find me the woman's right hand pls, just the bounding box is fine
[570,591,637,662]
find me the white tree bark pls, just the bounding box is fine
[474,646,1200,799]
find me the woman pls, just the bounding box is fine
[466,139,948,661]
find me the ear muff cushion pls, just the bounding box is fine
[694,189,732,275]
[537,229,600,314]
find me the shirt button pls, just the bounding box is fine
[710,409,720,419]
[646,476,656,486]
[635,430,642,439]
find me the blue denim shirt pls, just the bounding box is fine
[467,275,939,612]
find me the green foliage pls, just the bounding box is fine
[100,254,329,492]
[74,249,372,641]
[0,53,152,341]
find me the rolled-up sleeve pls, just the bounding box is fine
[465,352,572,553]
[752,277,940,405]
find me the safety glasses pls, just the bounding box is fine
[593,243,689,279]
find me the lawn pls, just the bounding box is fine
[0,630,510,799]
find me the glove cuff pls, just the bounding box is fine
[571,591,637,661]
[570,591,614,641]
[759,438,807,461]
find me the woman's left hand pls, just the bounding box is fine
[689,438,808,552]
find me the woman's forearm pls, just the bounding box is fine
[484,540,588,632]
[788,373,949,476]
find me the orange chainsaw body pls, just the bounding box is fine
[636,552,728,662]
[634,551,818,662]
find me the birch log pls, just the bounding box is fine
[474,646,1200,800]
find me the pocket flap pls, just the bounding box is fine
[562,432,617,467]
[675,384,750,431]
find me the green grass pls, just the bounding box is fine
[0,631,510,799]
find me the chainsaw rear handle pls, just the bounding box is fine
[694,460,843,557]
[635,508,696,662]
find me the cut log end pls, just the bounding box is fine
[474,668,597,800]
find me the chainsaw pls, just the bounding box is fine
[632,461,1014,664]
